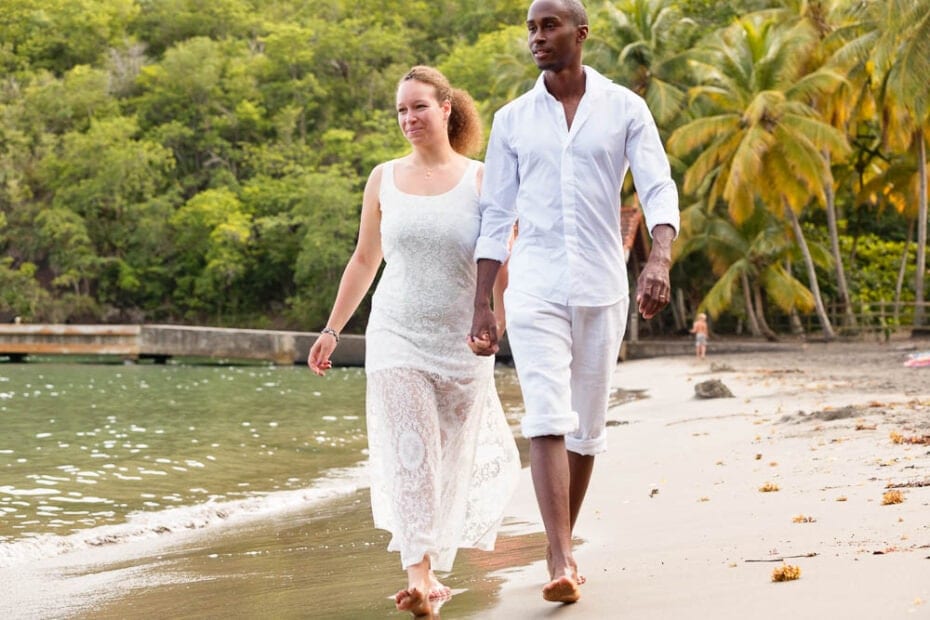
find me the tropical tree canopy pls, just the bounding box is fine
[0,0,926,335]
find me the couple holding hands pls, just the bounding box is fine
[308,0,678,615]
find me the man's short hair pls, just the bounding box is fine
[561,0,588,26]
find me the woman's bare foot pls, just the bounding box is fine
[428,571,452,600]
[542,571,581,604]
[395,587,432,616]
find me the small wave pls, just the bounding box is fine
[0,462,369,568]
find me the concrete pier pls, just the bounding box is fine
[0,324,365,366]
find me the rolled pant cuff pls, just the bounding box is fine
[566,435,607,456]
[521,412,578,439]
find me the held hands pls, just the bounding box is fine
[468,304,499,356]
[307,334,336,376]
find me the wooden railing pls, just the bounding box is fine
[764,301,930,339]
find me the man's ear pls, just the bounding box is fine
[577,25,589,43]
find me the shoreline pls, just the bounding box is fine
[3,341,929,618]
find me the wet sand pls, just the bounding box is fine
[4,340,929,619]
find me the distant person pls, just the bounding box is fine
[308,66,520,617]
[691,312,708,359]
[469,0,679,605]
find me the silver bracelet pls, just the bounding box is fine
[321,327,339,342]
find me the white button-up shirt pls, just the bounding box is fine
[475,66,679,306]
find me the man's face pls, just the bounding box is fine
[526,0,586,72]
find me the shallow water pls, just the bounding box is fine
[0,358,644,618]
[0,361,373,546]
[0,360,525,565]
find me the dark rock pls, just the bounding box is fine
[694,379,734,399]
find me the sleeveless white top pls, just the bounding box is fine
[367,159,491,376]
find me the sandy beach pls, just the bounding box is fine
[3,339,929,619]
[483,339,930,619]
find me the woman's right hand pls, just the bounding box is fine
[307,334,337,376]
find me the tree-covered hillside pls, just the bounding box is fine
[1,0,927,337]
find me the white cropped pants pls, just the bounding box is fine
[504,289,628,455]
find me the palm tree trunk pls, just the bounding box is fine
[785,259,806,335]
[914,129,928,326]
[740,271,763,337]
[823,151,856,327]
[784,200,836,341]
[894,220,914,323]
[673,288,687,332]
[752,282,779,341]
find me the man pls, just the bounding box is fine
[469,0,679,604]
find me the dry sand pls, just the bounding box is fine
[480,340,930,619]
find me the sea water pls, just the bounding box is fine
[0,361,375,565]
[0,359,654,618]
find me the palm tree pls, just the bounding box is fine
[676,200,816,340]
[668,15,850,339]
[585,0,696,127]
[858,152,928,322]
[835,0,930,325]
[765,0,861,328]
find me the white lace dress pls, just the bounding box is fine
[365,159,521,572]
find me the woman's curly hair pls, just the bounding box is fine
[400,66,483,157]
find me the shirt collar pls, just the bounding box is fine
[531,65,612,100]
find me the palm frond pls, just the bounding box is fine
[644,77,686,125]
[786,67,847,101]
[780,111,851,160]
[724,126,773,220]
[667,114,739,157]
[700,259,747,319]
[760,263,815,312]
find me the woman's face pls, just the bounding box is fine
[396,79,450,146]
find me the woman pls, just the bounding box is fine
[308,66,520,617]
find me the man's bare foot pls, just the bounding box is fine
[542,574,581,604]
[395,587,432,616]
[546,546,585,585]
[428,571,452,600]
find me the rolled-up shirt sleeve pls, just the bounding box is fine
[626,97,680,238]
[475,114,519,263]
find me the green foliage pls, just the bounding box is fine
[0,0,139,75]
[439,25,530,119]
[287,170,363,329]
[130,0,259,56]
[170,188,251,313]
[0,0,926,334]
[0,259,49,321]
[803,226,915,305]
[846,234,914,304]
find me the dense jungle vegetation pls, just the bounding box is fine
[1,0,928,338]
